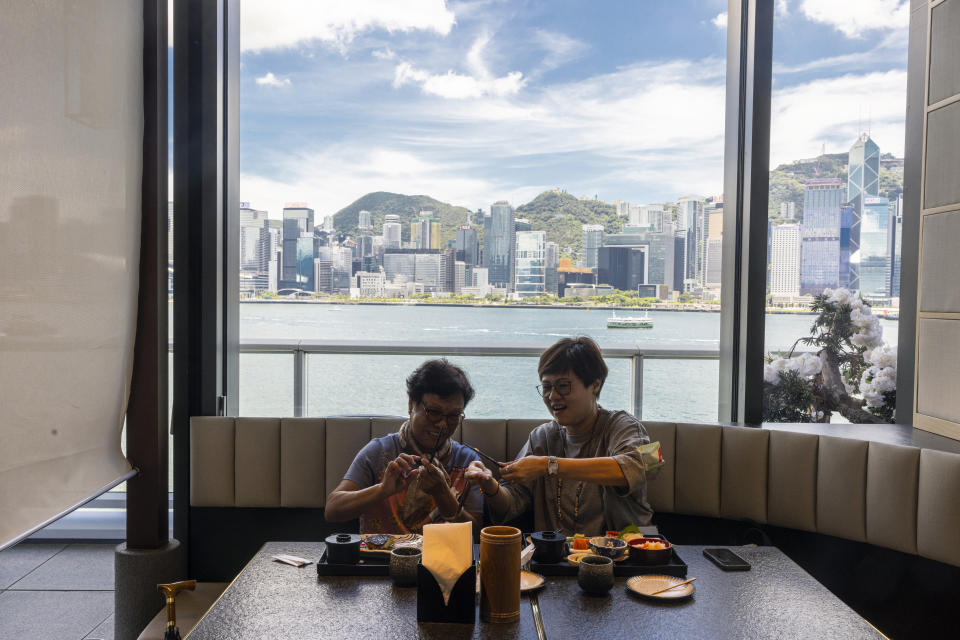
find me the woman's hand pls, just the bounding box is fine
[379,453,419,497]
[499,456,548,484]
[465,460,499,495]
[417,457,451,499]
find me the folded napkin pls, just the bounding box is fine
[422,522,473,606]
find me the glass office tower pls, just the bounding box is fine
[281,205,314,291]
[859,196,891,300]
[514,230,546,297]
[800,179,843,295]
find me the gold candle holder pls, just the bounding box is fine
[479,525,521,623]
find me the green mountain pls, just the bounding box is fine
[768,152,903,223]
[515,190,622,258]
[332,192,474,247]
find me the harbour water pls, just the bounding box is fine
[235,302,900,423]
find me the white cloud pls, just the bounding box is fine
[799,0,908,38]
[241,50,906,210]
[770,70,907,165]
[393,63,525,98]
[240,0,456,53]
[712,12,728,29]
[392,33,526,99]
[530,29,588,72]
[255,72,291,87]
[777,0,789,17]
[372,48,396,61]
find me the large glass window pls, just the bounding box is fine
[763,2,907,424]
[237,1,729,420]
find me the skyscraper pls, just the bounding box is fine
[455,225,479,266]
[281,204,314,291]
[544,241,559,296]
[847,133,879,292]
[859,196,891,300]
[239,204,266,272]
[382,214,401,249]
[484,201,515,289]
[770,224,802,297]
[515,230,546,297]
[800,179,843,295]
[582,224,604,269]
[890,194,903,299]
[358,210,372,229]
[677,196,704,286]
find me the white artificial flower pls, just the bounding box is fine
[796,353,822,377]
[828,288,852,305]
[863,390,885,408]
[866,345,898,369]
[764,364,780,385]
[823,288,834,298]
[783,357,802,373]
[815,410,824,420]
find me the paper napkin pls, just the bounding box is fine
[422,522,473,606]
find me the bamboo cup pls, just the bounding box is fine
[479,525,521,623]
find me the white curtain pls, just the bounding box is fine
[0,0,141,549]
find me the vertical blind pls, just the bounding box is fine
[0,0,141,550]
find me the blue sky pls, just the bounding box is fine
[235,0,909,220]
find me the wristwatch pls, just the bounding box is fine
[546,456,559,476]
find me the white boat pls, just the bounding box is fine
[607,311,654,328]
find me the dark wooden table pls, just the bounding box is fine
[185,541,886,640]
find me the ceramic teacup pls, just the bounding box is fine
[389,547,421,587]
[577,554,614,595]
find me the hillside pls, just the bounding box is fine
[768,152,903,223]
[332,192,474,247]
[516,190,622,257]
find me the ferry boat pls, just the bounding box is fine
[607,311,654,328]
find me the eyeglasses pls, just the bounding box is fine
[537,380,573,397]
[419,402,464,426]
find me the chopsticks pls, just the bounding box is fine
[467,445,505,467]
[649,577,697,595]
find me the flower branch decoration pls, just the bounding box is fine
[763,289,896,424]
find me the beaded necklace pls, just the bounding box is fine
[554,409,601,529]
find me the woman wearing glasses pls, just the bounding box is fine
[325,359,483,534]
[466,336,653,536]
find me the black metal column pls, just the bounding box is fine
[172,0,238,573]
[719,0,774,425]
[126,0,169,550]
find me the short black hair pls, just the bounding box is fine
[406,359,475,407]
[537,336,608,396]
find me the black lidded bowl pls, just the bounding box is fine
[530,530,567,564]
[324,533,362,564]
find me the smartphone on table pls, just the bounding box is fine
[703,548,751,571]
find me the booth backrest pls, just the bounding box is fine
[190,417,960,568]
[190,416,544,509]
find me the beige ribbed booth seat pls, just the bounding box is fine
[186,416,960,569]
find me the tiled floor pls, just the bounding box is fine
[0,542,116,640]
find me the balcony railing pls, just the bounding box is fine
[238,339,719,419]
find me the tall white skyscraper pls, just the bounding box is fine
[770,224,802,297]
[515,230,546,297]
[240,204,267,272]
[582,224,604,269]
[382,214,401,249]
